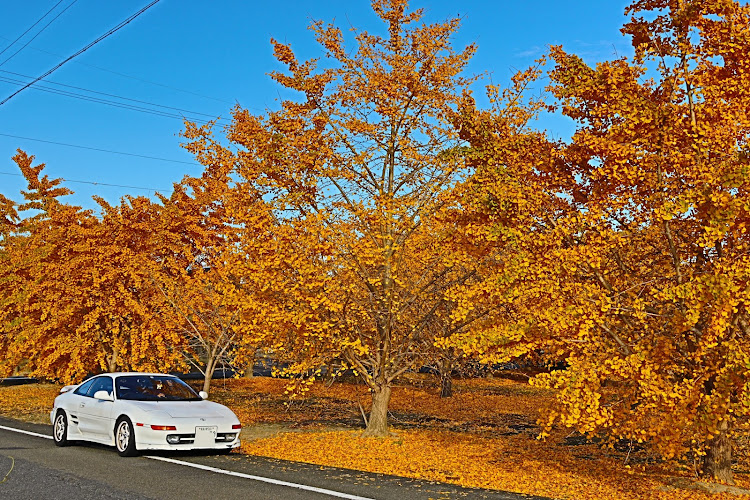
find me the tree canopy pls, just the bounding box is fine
[450,0,750,483]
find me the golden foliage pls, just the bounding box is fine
[180,0,500,435]
[0,149,255,383]
[3,0,750,490]
[447,0,750,483]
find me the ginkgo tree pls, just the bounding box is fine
[452,0,750,484]
[149,186,270,395]
[182,0,510,435]
[0,150,240,382]
[0,152,161,380]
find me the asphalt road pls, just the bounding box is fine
[0,416,549,500]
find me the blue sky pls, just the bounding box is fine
[0,0,631,211]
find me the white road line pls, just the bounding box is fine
[145,455,375,500]
[0,423,375,500]
[0,424,52,440]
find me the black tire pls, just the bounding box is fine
[52,410,70,447]
[114,417,138,457]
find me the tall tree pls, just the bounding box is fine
[0,188,21,365]
[183,0,502,435]
[0,151,200,381]
[453,0,750,484]
[0,151,160,380]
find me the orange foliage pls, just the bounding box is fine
[0,149,260,382]
[449,0,750,484]
[180,0,503,436]
[3,0,750,491]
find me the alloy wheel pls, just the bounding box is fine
[116,421,130,452]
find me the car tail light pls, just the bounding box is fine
[151,425,177,431]
[232,424,242,430]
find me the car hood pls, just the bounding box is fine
[128,400,234,419]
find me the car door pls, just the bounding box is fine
[76,376,115,439]
[67,378,97,436]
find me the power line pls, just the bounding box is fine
[0,35,234,106]
[0,0,162,107]
[0,0,66,59]
[0,0,78,68]
[0,75,209,122]
[0,171,168,192]
[1,70,224,119]
[0,132,199,166]
[0,71,226,123]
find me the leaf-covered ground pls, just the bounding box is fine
[0,383,60,424]
[3,374,749,499]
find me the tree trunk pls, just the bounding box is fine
[106,345,119,373]
[440,373,453,398]
[439,359,453,398]
[703,419,734,485]
[202,372,214,395]
[363,384,392,437]
[243,351,256,378]
[202,358,216,395]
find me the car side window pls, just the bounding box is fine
[87,377,114,398]
[73,378,96,396]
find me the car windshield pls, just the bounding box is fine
[115,375,201,401]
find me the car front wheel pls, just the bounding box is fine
[115,417,138,457]
[52,410,70,447]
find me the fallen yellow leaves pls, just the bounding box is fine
[204,375,555,440]
[0,384,59,424]
[216,377,750,499]
[2,377,749,499]
[241,429,749,499]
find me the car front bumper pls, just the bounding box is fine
[133,420,241,451]
[137,441,241,451]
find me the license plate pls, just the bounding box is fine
[194,426,217,447]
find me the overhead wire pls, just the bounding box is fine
[0,0,79,68]
[0,0,66,59]
[0,170,167,192]
[0,171,169,193]
[0,35,234,106]
[0,75,207,122]
[1,70,223,119]
[0,71,225,124]
[0,0,226,197]
[0,0,162,106]
[0,133,200,166]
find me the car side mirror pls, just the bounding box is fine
[93,390,114,402]
[198,391,208,400]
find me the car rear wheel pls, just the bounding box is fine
[52,410,70,447]
[115,417,138,457]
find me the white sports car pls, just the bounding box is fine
[50,372,242,456]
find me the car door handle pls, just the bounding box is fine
[80,402,86,408]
